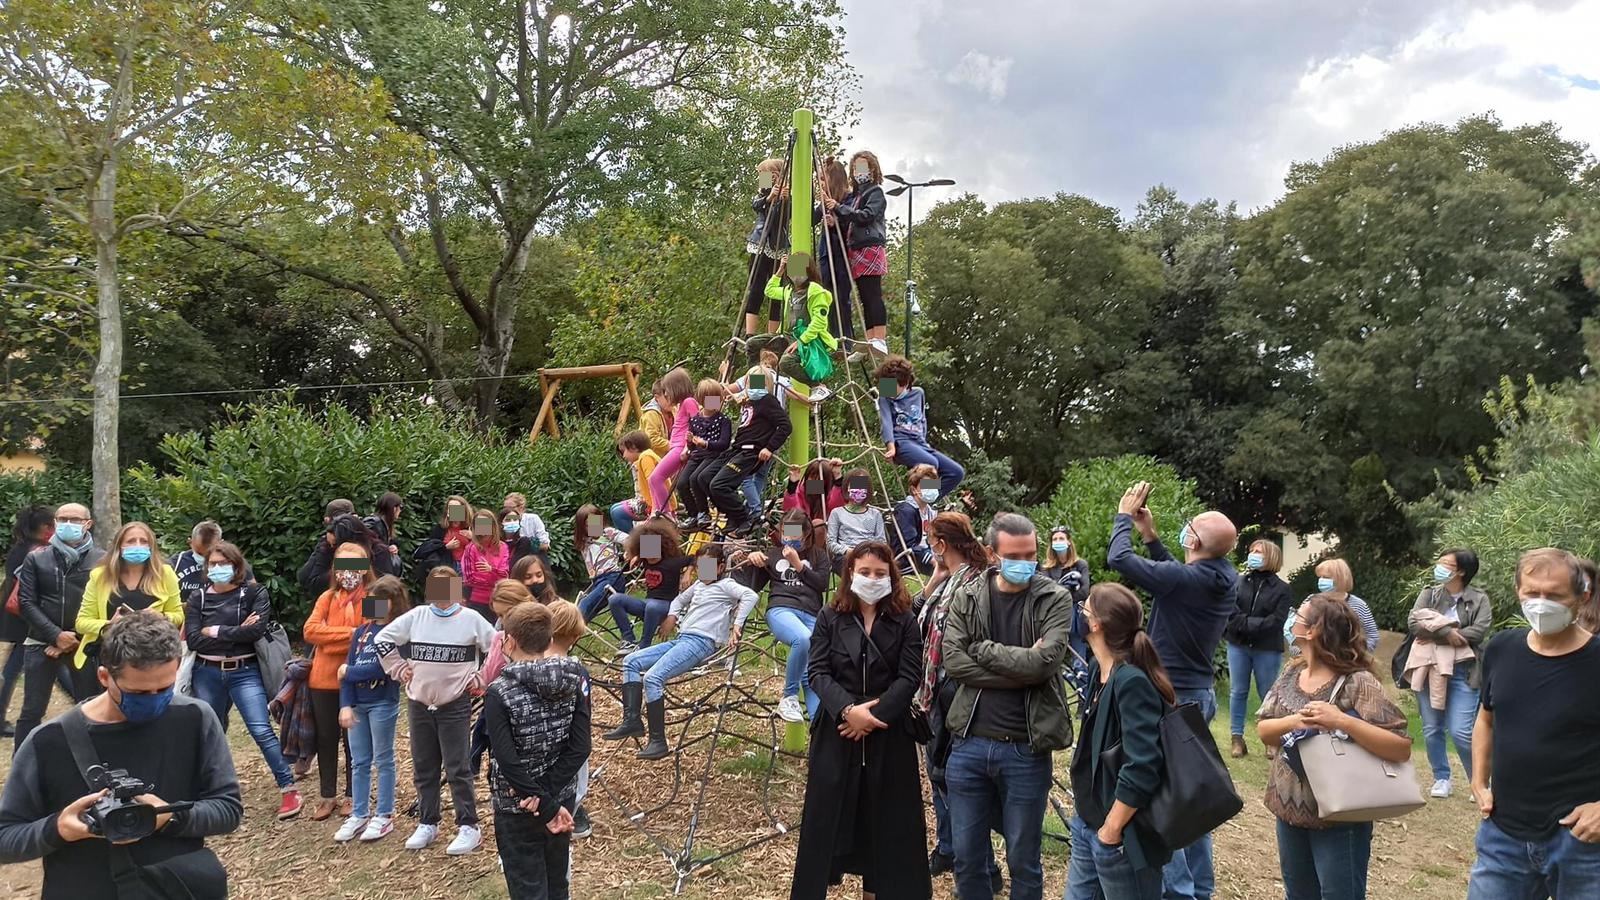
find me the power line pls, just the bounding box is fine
[0,372,548,407]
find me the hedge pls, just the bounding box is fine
[0,466,92,525]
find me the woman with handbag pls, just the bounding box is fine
[186,540,304,820]
[1258,595,1413,899]
[1067,582,1176,900]
[790,541,931,900]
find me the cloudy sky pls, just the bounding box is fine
[838,0,1600,220]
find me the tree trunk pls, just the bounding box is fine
[89,155,122,543]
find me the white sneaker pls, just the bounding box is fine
[614,641,638,657]
[446,825,482,855]
[333,815,369,842]
[776,695,804,723]
[359,816,393,842]
[404,823,438,850]
[1430,779,1452,799]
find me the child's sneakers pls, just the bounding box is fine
[572,805,593,840]
[614,641,639,657]
[445,825,482,855]
[776,695,805,723]
[334,815,369,843]
[276,789,303,821]
[404,823,438,851]
[359,816,393,842]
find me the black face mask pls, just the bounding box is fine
[528,580,546,592]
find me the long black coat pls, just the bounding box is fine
[790,606,932,900]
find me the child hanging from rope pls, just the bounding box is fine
[647,367,697,520]
[875,354,965,499]
[765,253,838,384]
[680,379,733,532]
[744,158,791,360]
[603,543,759,760]
[700,363,793,538]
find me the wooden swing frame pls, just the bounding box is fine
[528,363,646,444]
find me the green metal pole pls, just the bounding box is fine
[784,108,815,472]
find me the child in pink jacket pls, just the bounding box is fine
[460,510,510,622]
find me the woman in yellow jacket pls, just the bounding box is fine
[74,521,184,670]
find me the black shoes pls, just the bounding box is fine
[603,683,646,741]
[929,850,954,876]
[637,699,670,760]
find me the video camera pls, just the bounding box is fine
[79,764,193,843]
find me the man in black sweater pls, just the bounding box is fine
[0,612,243,899]
[1106,481,1238,900]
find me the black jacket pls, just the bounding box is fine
[298,538,401,599]
[185,583,275,658]
[1223,571,1294,652]
[836,183,887,250]
[18,542,107,644]
[1,540,45,643]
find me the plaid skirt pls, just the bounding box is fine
[849,244,888,278]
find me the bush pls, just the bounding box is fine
[1027,454,1205,588]
[1285,542,1420,632]
[0,464,92,528]
[123,400,633,629]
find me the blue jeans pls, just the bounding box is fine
[346,698,400,818]
[926,740,1002,875]
[947,735,1053,900]
[1414,671,1478,782]
[1469,816,1600,899]
[1163,688,1217,900]
[1275,818,1373,900]
[765,607,818,719]
[191,660,296,789]
[608,594,670,646]
[740,457,776,522]
[577,572,624,622]
[623,633,717,701]
[891,439,965,498]
[1226,643,1282,736]
[609,501,638,534]
[1068,815,1163,900]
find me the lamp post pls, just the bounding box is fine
[885,174,955,359]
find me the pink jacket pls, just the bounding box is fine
[478,629,508,684]
[460,540,509,602]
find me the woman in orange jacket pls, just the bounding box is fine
[303,540,374,820]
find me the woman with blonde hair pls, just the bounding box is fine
[1286,557,1379,652]
[74,521,183,671]
[1223,539,1294,758]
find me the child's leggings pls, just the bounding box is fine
[648,446,686,513]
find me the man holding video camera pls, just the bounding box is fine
[0,611,242,899]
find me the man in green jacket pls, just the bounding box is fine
[941,512,1074,900]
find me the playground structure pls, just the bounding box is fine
[528,362,647,443]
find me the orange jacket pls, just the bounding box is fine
[303,587,364,691]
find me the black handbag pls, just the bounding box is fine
[1390,633,1414,687]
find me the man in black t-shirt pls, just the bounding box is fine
[1468,547,1600,899]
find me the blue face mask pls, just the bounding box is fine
[919,488,939,503]
[206,565,235,585]
[1432,564,1452,584]
[1245,552,1264,570]
[1316,577,1336,593]
[55,522,85,543]
[999,559,1037,585]
[429,603,461,617]
[1177,525,1193,551]
[121,546,152,565]
[782,539,804,550]
[114,679,174,723]
[747,388,769,401]
[1051,540,1070,554]
[503,521,521,534]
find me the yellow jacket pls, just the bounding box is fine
[640,405,672,457]
[75,564,185,668]
[634,450,676,511]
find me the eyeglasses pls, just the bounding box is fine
[55,516,90,525]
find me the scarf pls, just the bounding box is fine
[49,531,94,569]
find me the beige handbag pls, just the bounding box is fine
[1298,675,1425,822]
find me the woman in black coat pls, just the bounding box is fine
[1,505,55,736]
[791,540,931,900]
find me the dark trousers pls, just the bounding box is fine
[308,687,353,799]
[3,640,71,726]
[410,695,478,826]
[14,645,91,753]
[820,255,855,340]
[707,448,763,526]
[496,809,572,900]
[678,454,719,517]
[742,253,780,322]
[858,274,886,329]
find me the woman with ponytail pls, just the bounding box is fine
[1067,583,1176,899]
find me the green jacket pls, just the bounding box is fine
[941,569,1075,753]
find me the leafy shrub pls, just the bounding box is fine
[123,400,633,628]
[1286,542,1421,632]
[0,464,92,527]
[1028,454,1205,588]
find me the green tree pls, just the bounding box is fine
[1028,454,1205,587]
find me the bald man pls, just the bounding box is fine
[1106,482,1238,900]
[14,502,106,751]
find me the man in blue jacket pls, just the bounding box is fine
[1106,481,1238,900]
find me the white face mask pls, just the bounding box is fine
[853,574,891,605]
[1521,597,1574,636]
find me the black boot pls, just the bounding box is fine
[603,683,645,740]
[637,698,671,760]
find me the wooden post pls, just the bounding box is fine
[621,364,644,437]
[528,362,648,444]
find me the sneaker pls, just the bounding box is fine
[1431,779,1452,799]
[404,823,439,851]
[572,805,593,840]
[334,815,369,843]
[276,790,304,821]
[359,816,393,842]
[928,849,954,877]
[776,695,805,723]
[615,641,639,657]
[445,825,482,855]
[0,720,14,738]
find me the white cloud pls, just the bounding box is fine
[945,51,1014,100]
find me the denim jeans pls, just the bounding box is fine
[1413,670,1478,782]
[1275,818,1373,900]
[739,457,776,522]
[609,501,638,535]
[623,633,717,702]
[608,594,671,646]
[1068,815,1163,900]
[1163,688,1217,900]
[346,698,399,818]
[191,659,296,788]
[1226,643,1282,736]
[765,607,818,719]
[577,572,624,623]
[947,735,1053,900]
[14,645,91,753]
[1468,816,1600,899]
[926,739,1000,870]
[890,440,965,498]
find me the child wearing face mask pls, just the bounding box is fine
[500,508,539,570]
[302,543,376,820]
[827,468,887,574]
[890,464,941,576]
[837,150,891,364]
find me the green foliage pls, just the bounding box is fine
[1028,455,1204,586]
[0,465,93,526]
[123,400,632,628]
[951,447,1026,527]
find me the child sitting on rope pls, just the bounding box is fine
[610,429,670,534]
[679,379,733,533]
[875,354,965,499]
[889,464,941,576]
[607,520,693,653]
[783,457,847,526]
[826,468,887,573]
[698,364,793,538]
[721,350,796,525]
[764,252,838,383]
[572,505,626,623]
[604,543,759,760]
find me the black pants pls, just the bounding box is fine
[742,253,780,322]
[308,687,352,800]
[707,448,762,527]
[497,809,572,900]
[679,454,719,516]
[858,274,886,329]
[821,260,856,340]
[13,645,91,753]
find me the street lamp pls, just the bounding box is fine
[884,174,956,359]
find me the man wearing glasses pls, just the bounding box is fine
[13,503,106,752]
